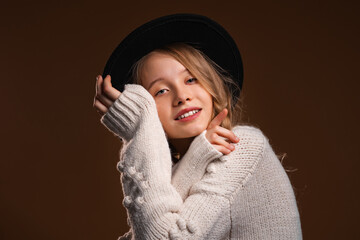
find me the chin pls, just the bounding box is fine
[167,125,206,139]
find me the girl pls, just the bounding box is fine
[93,14,302,239]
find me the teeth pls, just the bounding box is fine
[177,110,199,120]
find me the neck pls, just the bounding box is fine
[169,137,195,158]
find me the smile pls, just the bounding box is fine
[176,109,200,120]
[175,109,202,122]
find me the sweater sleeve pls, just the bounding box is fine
[171,130,223,200]
[101,84,240,239]
[189,126,266,198]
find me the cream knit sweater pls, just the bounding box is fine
[101,84,302,240]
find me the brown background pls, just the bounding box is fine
[1,0,359,239]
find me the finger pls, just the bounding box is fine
[213,126,239,143]
[208,108,228,129]
[95,75,116,108]
[95,75,113,108]
[95,75,103,96]
[93,98,108,115]
[213,145,231,155]
[96,94,114,108]
[211,136,235,151]
[102,75,121,101]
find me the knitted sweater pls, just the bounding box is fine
[100,84,302,240]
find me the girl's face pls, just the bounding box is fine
[140,52,213,139]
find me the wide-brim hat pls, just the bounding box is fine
[103,13,243,103]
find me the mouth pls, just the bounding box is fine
[174,107,202,121]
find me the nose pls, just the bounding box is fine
[173,88,191,106]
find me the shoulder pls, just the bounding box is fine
[231,125,268,142]
[224,125,268,170]
[230,125,269,157]
[189,125,270,198]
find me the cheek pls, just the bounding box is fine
[198,90,213,109]
[202,92,214,122]
[155,101,170,126]
[195,85,212,101]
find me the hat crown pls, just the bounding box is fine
[103,13,243,105]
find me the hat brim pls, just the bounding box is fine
[103,13,243,100]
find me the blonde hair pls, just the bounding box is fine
[131,43,244,130]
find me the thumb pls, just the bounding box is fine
[207,108,228,129]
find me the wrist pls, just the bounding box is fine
[100,84,157,141]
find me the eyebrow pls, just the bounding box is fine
[147,78,164,90]
[147,69,189,90]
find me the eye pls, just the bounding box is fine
[155,89,168,96]
[186,78,197,84]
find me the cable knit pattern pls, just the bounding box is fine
[101,84,302,239]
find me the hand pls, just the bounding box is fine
[93,75,121,116]
[205,109,240,155]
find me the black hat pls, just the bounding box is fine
[103,13,243,103]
